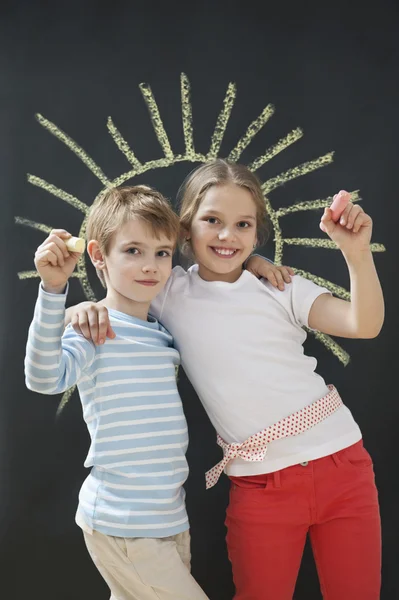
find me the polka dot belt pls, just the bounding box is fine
[205,385,343,489]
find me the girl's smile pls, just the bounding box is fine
[210,246,240,258]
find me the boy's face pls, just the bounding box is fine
[102,219,175,308]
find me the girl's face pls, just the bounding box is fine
[189,183,258,283]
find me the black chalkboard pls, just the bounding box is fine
[1,2,398,599]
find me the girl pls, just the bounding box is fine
[68,160,383,599]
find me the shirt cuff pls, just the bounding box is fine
[301,288,331,329]
[39,282,69,299]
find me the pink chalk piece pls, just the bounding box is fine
[330,190,351,222]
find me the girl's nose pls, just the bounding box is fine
[218,226,236,241]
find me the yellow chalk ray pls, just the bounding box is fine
[139,82,174,161]
[284,238,386,252]
[262,152,335,195]
[27,175,89,214]
[228,104,275,162]
[36,114,112,187]
[112,159,173,187]
[18,271,83,280]
[107,117,142,171]
[111,152,208,187]
[293,269,350,300]
[207,82,237,159]
[56,385,76,417]
[276,191,361,217]
[248,127,303,172]
[16,73,387,410]
[263,195,285,265]
[15,216,52,234]
[310,331,350,366]
[180,73,195,159]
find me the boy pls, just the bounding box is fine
[24,186,208,600]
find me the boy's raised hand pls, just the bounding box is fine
[246,255,295,290]
[35,229,82,293]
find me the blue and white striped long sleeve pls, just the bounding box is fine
[25,285,95,394]
[25,285,189,538]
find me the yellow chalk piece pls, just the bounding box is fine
[65,236,85,253]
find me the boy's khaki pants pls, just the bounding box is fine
[83,529,209,600]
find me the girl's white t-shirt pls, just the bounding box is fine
[150,265,361,476]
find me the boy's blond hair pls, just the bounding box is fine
[178,159,270,256]
[86,185,179,285]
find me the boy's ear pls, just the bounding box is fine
[87,240,106,271]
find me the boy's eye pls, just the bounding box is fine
[206,217,219,224]
[237,221,250,228]
[127,247,140,254]
[157,250,171,257]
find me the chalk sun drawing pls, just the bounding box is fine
[15,73,386,414]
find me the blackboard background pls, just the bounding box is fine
[1,2,398,598]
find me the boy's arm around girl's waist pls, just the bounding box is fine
[25,284,95,395]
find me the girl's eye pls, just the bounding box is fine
[127,247,140,254]
[157,250,171,257]
[237,221,250,228]
[206,217,219,224]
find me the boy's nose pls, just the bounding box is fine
[142,262,158,273]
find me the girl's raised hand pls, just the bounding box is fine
[320,202,373,257]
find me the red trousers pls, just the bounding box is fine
[225,440,381,600]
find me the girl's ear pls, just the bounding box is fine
[180,226,190,242]
[87,240,106,272]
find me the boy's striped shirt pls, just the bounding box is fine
[25,285,189,538]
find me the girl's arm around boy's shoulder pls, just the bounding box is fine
[63,266,186,345]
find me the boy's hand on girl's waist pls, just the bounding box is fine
[245,256,294,291]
